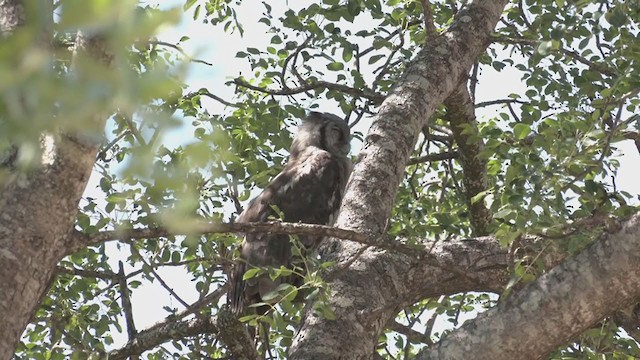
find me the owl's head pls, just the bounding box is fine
[290,112,351,158]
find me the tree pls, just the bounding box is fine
[1,0,639,359]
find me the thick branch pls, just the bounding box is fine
[106,289,257,360]
[289,1,510,357]
[444,84,492,236]
[388,321,432,345]
[417,214,640,360]
[72,221,367,251]
[106,317,217,360]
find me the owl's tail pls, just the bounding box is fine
[230,261,245,316]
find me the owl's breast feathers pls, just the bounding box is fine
[230,147,351,315]
[238,147,350,229]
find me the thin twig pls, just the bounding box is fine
[148,40,213,66]
[97,130,131,161]
[55,266,120,280]
[231,78,385,105]
[493,35,617,77]
[407,150,459,165]
[185,89,241,108]
[475,99,528,108]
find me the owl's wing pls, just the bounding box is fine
[230,148,351,315]
[239,147,350,227]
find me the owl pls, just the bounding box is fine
[230,111,352,315]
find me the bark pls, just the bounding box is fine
[107,309,257,360]
[444,84,492,236]
[0,31,112,358]
[416,214,640,360]
[0,0,23,34]
[288,1,510,358]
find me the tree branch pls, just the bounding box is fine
[285,1,512,357]
[107,318,209,360]
[407,150,459,165]
[106,288,257,360]
[118,261,137,342]
[493,35,617,77]
[147,40,213,66]
[388,320,432,345]
[416,214,640,360]
[55,266,120,280]
[444,84,492,236]
[231,78,385,105]
[475,98,528,108]
[185,88,241,108]
[71,220,445,261]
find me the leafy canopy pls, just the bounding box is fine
[4,0,639,359]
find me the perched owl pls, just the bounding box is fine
[230,111,352,315]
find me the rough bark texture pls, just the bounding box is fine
[107,317,220,360]
[107,310,258,360]
[0,32,112,358]
[444,84,492,236]
[417,214,640,360]
[0,0,23,34]
[288,1,510,358]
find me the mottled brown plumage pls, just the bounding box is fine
[230,112,352,315]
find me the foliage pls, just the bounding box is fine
[4,0,639,359]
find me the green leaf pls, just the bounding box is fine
[493,208,515,220]
[513,123,531,140]
[184,0,197,10]
[242,267,262,280]
[537,40,553,55]
[327,62,345,71]
[368,54,384,64]
[261,290,280,301]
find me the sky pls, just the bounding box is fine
[91,0,640,354]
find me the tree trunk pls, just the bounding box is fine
[289,1,510,358]
[0,20,112,357]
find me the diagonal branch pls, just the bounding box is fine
[106,312,256,360]
[106,287,257,360]
[147,40,213,66]
[388,320,433,345]
[416,214,640,360]
[185,88,241,108]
